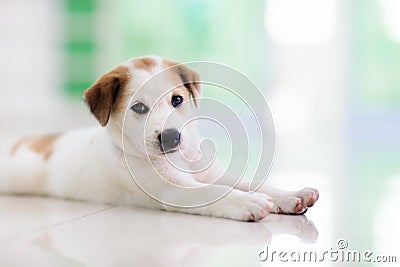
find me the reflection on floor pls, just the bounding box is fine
[0,177,398,267]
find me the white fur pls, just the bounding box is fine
[0,56,318,221]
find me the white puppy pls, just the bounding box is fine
[0,56,318,221]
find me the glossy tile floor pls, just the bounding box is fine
[0,174,398,267]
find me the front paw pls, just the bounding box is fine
[272,188,319,215]
[231,192,274,222]
[297,187,319,207]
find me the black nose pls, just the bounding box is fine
[158,128,181,152]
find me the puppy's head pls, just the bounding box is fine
[83,56,201,157]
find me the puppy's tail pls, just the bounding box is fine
[0,150,46,195]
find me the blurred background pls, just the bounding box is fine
[0,0,399,266]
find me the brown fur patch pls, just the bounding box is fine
[10,133,62,160]
[162,60,201,106]
[133,57,157,72]
[83,66,131,126]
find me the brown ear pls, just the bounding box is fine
[83,66,130,126]
[176,65,202,107]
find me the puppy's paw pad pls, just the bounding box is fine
[248,213,255,222]
[272,196,307,214]
[297,188,319,207]
[276,206,283,214]
[293,198,304,213]
[238,193,273,222]
[289,196,307,214]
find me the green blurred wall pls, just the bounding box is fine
[62,0,267,98]
[355,0,400,107]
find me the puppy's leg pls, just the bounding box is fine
[224,182,319,215]
[161,182,274,222]
[259,185,319,214]
[207,179,318,215]
[192,161,318,215]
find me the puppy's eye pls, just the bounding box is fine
[171,95,183,108]
[131,102,149,114]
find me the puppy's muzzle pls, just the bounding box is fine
[158,128,181,153]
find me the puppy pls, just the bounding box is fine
[0,56,318,221]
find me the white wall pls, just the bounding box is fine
[0,0,94,152]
